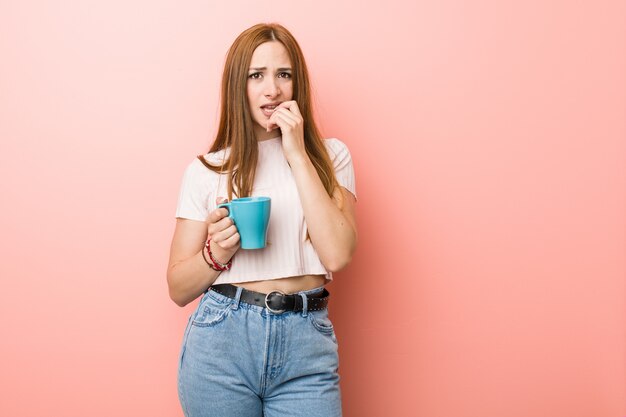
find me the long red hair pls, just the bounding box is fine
[202,23,342,207]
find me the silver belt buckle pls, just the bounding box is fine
[265,290,286,314]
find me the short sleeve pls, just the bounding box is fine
[175,158,216,221]
[325,138,357,200]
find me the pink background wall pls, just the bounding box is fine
[1,1,624,416]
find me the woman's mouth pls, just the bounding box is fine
[261,106,276,117]
[260,103,280,117]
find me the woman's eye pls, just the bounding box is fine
[248,72,291,79]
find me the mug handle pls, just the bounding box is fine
[217,202,234,220]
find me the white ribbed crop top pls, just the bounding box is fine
[175,136,357,285]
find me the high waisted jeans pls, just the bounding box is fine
[177,285,342,417]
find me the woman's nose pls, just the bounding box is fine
[264,78,281,96]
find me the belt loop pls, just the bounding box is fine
[299,293,308,317]
[231,286,243,310]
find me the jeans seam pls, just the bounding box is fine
[178,316,192,416]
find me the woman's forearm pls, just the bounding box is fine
[288,154,357,271]
[167,250,221,307]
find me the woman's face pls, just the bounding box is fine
[247,41,293,141]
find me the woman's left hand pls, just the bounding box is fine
[266,100,307,162]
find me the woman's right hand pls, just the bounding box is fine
[206,198,241,264]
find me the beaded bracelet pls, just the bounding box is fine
[205,238,232,271]
[201,245,222,272]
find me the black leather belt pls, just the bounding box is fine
[209,284,329,313]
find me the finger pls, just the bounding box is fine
[276,100,301,118]
[213,224,239,246]
[208,216,234,236]
[271,112,295,130]
[207,209,223,224]
[220,231,241,249]
[274,108,299,123]
[266,114,280,131]
[269,106,295,121]
[270,110,289,124]
[266,121,279,132]
[267,110,283,127]
[208,207,230,224]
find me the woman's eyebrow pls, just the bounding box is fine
[249,67,292,71]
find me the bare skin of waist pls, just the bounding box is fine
[231,274,328,295]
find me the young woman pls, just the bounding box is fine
[167,22,357,417]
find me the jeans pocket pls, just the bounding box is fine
[191,292,232,327]
[308,308,335,335]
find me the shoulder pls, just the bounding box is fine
[187,147,230,175]
[201,147,231,165]
[323,138,353,164]
[183,157,209,176]
[322,138,356,195]
[180,155,220,186]
[323,137,350,154]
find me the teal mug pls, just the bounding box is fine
[218,197,271,249]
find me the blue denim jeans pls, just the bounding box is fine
[177,285,342,417]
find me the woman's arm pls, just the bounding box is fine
[267,101,357,272]
[287,155,357,272]
[167,206,240,307]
